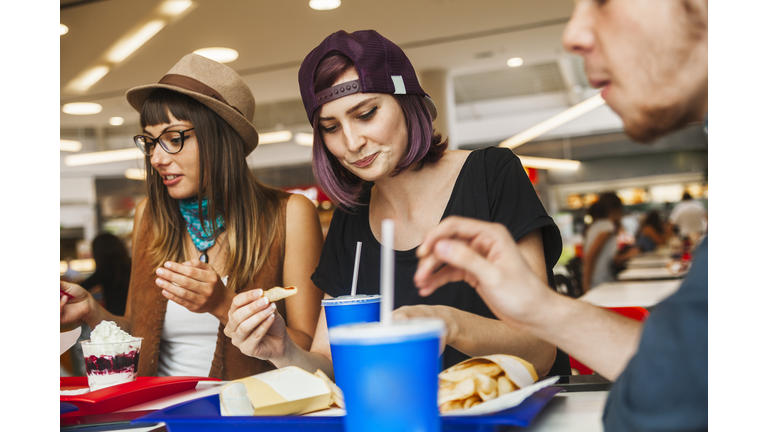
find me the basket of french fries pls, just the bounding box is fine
[438,354,559,416]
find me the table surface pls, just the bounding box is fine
[580,280,682,308]
[617,266,686,281]
[98,382,609,432]
[508,391,608,432]
[625,255,673,268]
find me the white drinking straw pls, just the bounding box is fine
[351,241,362,296]
[380,219,395,325]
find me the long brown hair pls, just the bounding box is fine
[140,89,281,293]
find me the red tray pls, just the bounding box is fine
[60,376,220,417]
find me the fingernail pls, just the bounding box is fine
[164,262,172,269]
[156,278,163,286]
[436,240,452,257]
[257,298,268,307]
[183,262,191,266]
[162,290,169,297]
[254,289,263,298]
[270,303,276,310]
[156,268,164,276]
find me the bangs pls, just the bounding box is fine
[140,89,199,129]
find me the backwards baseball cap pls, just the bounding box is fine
[298,30,438,124]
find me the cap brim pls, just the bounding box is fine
[424,95,438,121]
[125,84,260,156]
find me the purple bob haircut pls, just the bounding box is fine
[311,53,448,210]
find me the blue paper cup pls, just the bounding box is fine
[329,318,445,432]
[322,295,381,329]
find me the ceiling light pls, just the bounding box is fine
[259,130,293,145]
[295,132,314,147]
[507,57,524,67]
[193,47,239,63]
[109,117,125,126]
[125,168,147,180]
[499,93,606,149]
[60,140,83,152]
[65,66,111,92]
[62,102,103,115]
[309,0,341,11]
[60,24,69,35]
[107,20,166,63]
[160,0,193,16]
[65,148,143,166]
[518,156,580,171]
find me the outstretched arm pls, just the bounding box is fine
[414,217,642,381]
[396,229,556,377]
[281,194,325,351]
[225,291,336,379]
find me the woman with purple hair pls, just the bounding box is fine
[224,30,569,379]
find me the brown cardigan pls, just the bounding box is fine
[129,191,290,380]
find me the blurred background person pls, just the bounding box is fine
[582,192,638,292]
[68,233,132,376]
[634,210,672,253]
[80,233,131,316]
[669,192,707,237]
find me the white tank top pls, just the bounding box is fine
[157,276,227,377]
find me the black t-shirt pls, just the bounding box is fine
[603,237,708,431]
[312,147,568,373]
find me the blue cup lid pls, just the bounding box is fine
[329,318,445,345]
[322,294,381,306]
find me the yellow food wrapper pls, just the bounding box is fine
[219,366,332,416]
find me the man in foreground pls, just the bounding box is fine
[414,0,707,430]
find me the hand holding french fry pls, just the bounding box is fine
[224,287,298,360]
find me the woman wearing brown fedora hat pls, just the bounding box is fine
[224,30,572,381]
[60,54,325,380]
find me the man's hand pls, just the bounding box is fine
[392,304,455,354]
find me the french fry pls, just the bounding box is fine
[437,377,476,406]
[440,400,464,413]
[472,373,498,401]
[497,375,515,395]
[439,362,502,383]
[462,395,482,410]
[265,286,298,302]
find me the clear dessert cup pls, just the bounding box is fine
[80,337,142,392]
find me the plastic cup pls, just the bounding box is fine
[329,318,445,432]
[80,337,142,391]
[322,295,381,329]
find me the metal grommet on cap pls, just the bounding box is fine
[315,79,363,106]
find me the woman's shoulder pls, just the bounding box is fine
[285,193,317,219]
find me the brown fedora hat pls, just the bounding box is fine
[126,53,259,155]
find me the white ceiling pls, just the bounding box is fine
[60,0,576,128]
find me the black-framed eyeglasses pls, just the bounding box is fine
[133,128,195,157]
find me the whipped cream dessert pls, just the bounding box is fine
[81,321,142,391]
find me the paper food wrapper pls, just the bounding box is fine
[444,354,537,388]
[219,366,332,416]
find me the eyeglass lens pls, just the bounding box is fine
[135,130,188,156]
